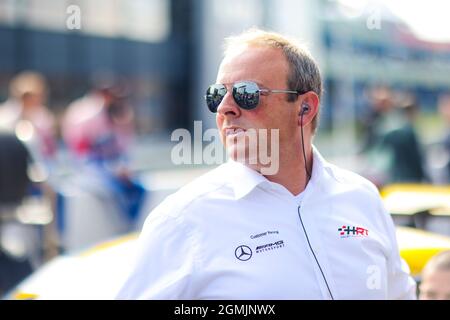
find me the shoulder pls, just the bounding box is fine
[321,162,396,233]
[144,164,232,225]
[323,162,381,200]
[320,162,395,242]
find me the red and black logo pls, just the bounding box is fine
[338,225,369,238]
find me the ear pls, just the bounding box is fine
[297,91,320,127]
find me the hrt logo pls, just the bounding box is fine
[338,225,369,238]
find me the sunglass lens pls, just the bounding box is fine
[205,84,227,113]
[233,81,260,110]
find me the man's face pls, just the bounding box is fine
[215,46,299,171]
[419,269,450,300]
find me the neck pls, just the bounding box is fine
[262,144,313,196]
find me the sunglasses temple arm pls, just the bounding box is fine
[268,90,299,94]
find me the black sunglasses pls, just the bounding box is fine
[205,81,300,113]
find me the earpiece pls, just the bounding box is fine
[299,102,312,179]
[299,103,310,116]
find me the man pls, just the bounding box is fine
[380,97,428,184]
[0,71,57,162]
[62,79,146,227]
[117,29,416,299]
[62,79,134,161]
[419,250,450,300]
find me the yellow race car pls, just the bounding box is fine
[383,183,450,277]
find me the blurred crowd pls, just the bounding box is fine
[0,71,148,296]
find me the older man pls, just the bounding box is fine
[117,29,416,300]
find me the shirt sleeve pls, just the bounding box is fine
[116,203,198,299]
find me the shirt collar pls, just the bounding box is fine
[309,145,327,185]
[225,145,331,200]
[225,159,268,200]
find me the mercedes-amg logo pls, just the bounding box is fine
[235,245,252,261]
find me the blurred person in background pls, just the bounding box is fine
[0,72,60,269]
[61,76,147,229]
[0,71,57,163]
[360,85,395,154]
[358,85,396,186]
[438,93,450,183]
[62,76,134,161]
[0,133,34,297]
[419,250,450,300]
[380,95,429,184]
[360,87,428,185]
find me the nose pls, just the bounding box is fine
[216,90,241,118]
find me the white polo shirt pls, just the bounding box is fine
[117,147,416,300]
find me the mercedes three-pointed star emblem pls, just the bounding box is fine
[235,245,253,261]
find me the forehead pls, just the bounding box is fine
[217,46,289,86]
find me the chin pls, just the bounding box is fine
[227,144,258,166]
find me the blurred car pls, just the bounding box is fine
[396,226,450,278]
[5,183,450,300]
[381,183,450,218]
[382,183,450,278]
[5,233,139,300]
[381,183,450,238]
